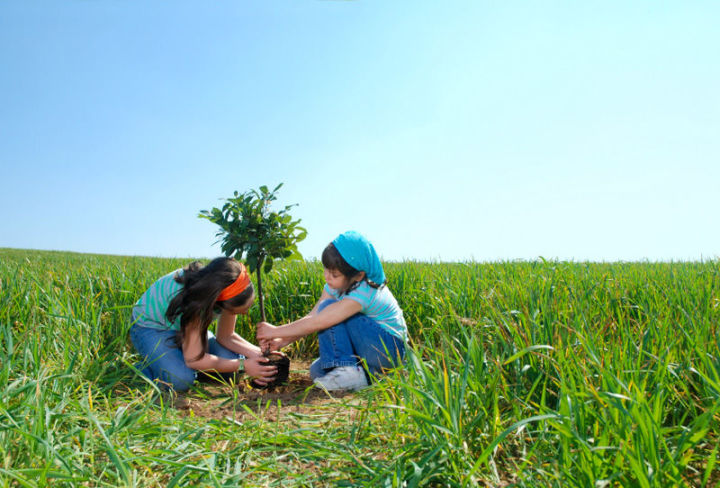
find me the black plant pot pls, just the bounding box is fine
[250,352,290,390]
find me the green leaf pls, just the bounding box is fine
[503,345,554,365]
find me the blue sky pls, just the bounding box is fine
[1,1,718,262]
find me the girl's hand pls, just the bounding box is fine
[260,337,292,353]
[244,347,265,359]
[244,356,277,385]
[256,321,277,341]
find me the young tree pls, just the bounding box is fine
[199,183,307,322]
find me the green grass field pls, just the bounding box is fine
[1,248,719,487]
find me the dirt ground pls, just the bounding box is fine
[178,360,360,422]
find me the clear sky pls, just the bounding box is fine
[1,1,718,262]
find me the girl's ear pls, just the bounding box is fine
[353,271,366,283]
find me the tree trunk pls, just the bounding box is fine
[256,256,266,323]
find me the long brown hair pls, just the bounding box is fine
[166,257,253,360]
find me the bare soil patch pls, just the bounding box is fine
[179,360,359,422]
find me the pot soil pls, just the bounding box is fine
[251,352,290,390]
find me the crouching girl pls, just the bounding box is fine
[130,257,277,392]
[257,231,407,391]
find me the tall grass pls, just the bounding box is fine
[1,248,718,486]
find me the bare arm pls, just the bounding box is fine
[182,322,244,372]
[183,319,278,383]
[215,309,263,358]
[257,296,362,342]
[256,289,332,351]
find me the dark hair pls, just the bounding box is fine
[321,243,381,295]
[166,257,254,360]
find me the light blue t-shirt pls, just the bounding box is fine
[133,269,184,331]
[324,281,408,341]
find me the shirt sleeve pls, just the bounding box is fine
[323,283,373,311]
[344,283,374,312]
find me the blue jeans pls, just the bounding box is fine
[129,315,243,392]
[309,299,406,382]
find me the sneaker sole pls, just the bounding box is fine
[313,380,368,392]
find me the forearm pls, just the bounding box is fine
[185,354,244,373]
[275,315,333,338]
[216,332,263,357]
[259,299,361,342]
[276,291,332,338]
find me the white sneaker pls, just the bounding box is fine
[313,366,369,391]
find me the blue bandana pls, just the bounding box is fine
[332,231,386,285]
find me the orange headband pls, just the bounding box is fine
[217,264,251,301]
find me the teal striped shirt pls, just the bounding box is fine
[325,281,408,341]
[133,269,184,331]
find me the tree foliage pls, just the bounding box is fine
[198,183,307,320]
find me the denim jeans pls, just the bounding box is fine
[129,314,243,392]
[309,299,406,381]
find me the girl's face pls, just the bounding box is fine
[221,293,256,315]
[324,267,364,292]
[324,267,349,291]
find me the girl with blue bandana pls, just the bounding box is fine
[257,231,408,391]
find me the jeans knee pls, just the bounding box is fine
[171,377,195,392]
[160,370,195,392]
[129,325,143,351]
[309,358,326,380]
[317,298,338,313]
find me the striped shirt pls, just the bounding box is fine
[325,281,408,341]
[133,269,184,331]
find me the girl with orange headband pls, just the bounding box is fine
[130,257,277,394]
